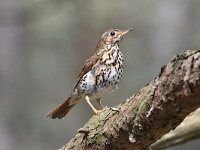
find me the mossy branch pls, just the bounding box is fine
[59,50,200,150]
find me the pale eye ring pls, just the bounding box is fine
[110,31,115,36]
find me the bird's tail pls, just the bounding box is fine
[47,96,81,119]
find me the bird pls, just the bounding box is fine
[47,28,133,119]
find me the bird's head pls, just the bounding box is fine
[100,28,133,45]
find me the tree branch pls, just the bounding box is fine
[59,50,200,150]
[150,108,200,149]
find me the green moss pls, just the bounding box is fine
[94,131,111,144]
[104,131,111,139]
[96,133,104,142]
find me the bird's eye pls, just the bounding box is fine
[110,31,115,36]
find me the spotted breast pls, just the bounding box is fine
[76,43,123,100]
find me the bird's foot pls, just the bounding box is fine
[94,106,107,115]
[110,107,121,112]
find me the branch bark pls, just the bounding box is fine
[59,50,200,150]
[150,108,200,149]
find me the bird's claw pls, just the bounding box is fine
[94,108,105,115]
[110,107,120,112]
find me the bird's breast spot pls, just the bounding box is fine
[109,67,117,80]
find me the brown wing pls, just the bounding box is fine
[73,53,99,89]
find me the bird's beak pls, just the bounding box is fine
[120,28,133,36]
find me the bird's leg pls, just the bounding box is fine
[96,98,107,109]
[85,96,104,115]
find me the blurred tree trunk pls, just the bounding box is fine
[59,50,200,150]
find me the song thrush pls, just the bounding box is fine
[47,28,133,119]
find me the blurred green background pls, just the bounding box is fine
[1,0,200,149]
